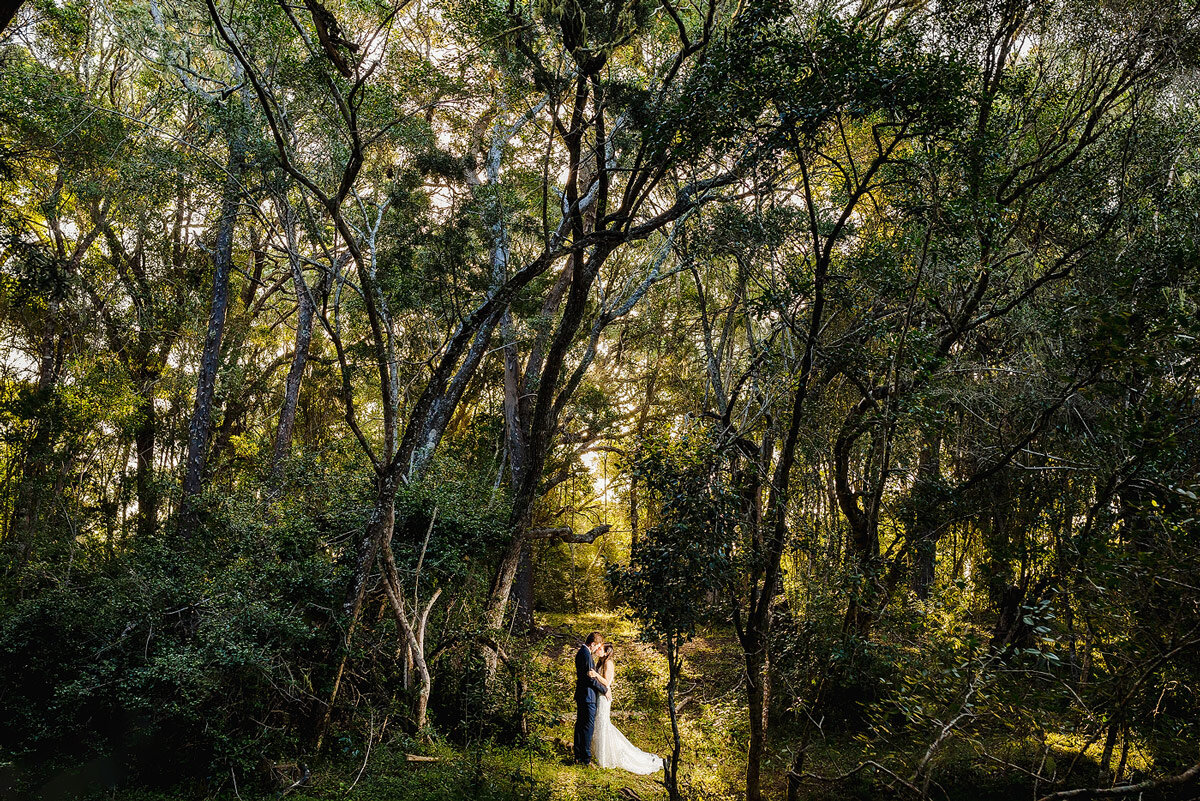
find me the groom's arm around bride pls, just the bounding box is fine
[575,642,608,700]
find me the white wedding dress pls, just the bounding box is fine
[591,678,664,774]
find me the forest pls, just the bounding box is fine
[2,0,1200,799]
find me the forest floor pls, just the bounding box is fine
[114,609,763,801]
[107,609,1061,801]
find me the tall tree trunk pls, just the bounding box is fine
[133,382,157,539]
[911,432,943,599]
[482,249,609,661]
[744,638,770,801]
[271,213,315,479]
[512,540,535,631]
[179,120,247,534]
[738,158,831,797]
[35,294,62,394]
[485,522,529,659]
[664,634,684,801]
[741,285,825,801]
[629,356,662,549]
[8,284,66,583]
[501,309,536,630]
[836,413,882,636]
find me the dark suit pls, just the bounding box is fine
[573,644,608,764]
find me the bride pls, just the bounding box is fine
[588,644,665,774]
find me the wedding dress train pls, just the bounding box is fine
[591,681,664,774]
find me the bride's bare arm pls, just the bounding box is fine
[587,668,611,688]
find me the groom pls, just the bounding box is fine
[573,631,609,766]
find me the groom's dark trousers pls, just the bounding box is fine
[573,644,608,764]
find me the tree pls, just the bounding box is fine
[611,426,735,801]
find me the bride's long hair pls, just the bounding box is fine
[596,643,615,673]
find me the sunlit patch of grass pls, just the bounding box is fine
[540,609,639,639]
[527,610,749,799]
[1043,731,1154,775]
[255,742,670,801]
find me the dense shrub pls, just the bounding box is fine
[0,513,346,790]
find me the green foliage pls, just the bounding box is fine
[611,427,735,643]
[0,505,346,789]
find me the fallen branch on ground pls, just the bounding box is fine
[1036,760,1200,800]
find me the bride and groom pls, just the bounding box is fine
[573,632,664,774]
